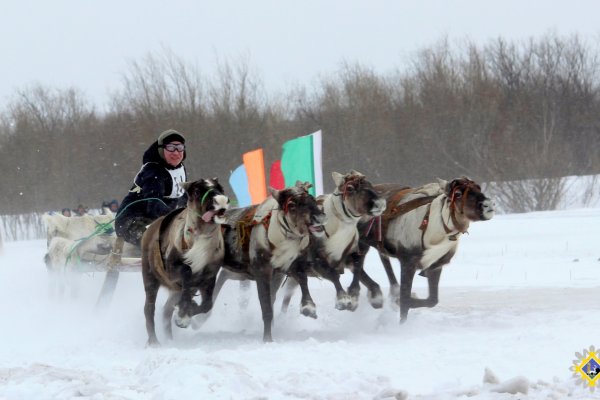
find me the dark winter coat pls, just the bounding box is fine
[115,141,188,241]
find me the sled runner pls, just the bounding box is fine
[42,213,142,308]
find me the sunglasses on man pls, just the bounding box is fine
[163,143,185,152]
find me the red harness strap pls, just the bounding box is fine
[235,206,277,254]
[419,198,464,249]
[365,189,438,249]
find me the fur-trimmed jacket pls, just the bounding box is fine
[115,141,188,229]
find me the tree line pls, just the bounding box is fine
[1,34,599,216]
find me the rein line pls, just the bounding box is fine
[65,197,169,267]
[200,189,215,207]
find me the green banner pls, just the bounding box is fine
[281,134,315,195]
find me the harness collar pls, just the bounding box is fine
[332,191,361,220]
[419,196,468,249]
[274,209,303,239]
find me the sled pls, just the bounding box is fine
[88,256,142,310]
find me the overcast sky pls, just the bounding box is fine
[1,0,598,111]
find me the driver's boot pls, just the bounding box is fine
[107,237,124,267]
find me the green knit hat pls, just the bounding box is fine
[157,129,186,160]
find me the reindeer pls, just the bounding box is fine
[42,213,114,246]
[42,213,117,298]
[356,177,495,322]
[214,181,327,342]
[280,171,387,317]
[141,178,229,346]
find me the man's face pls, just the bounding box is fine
[163,141,184,167]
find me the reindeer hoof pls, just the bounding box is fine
[146,338,161,348]
[368,290,384,309]
[173,306,191,328]
[335,294,352,310]
[347,297,359,312]
[174,315,191,328]
[300,303,317,319]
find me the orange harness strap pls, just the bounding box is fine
[381,191,438,233]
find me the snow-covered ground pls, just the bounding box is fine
[1,208,599,399]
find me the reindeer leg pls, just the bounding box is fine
[313,258,352,310]
[295,268,318,318]
[280,278,297,314]
[296,266,317,318]
[238,279,251,310]
[284,258,317,318]
[254,270,274,342]
[250,247,275,342]
[270,272,285,307]
[191,268,232,330]
[162,291,180,340]
[399,258,417,323]
[358,269,384,309]
[194,274,216,315]
[345,252,368,311]
[380,253,400,309]
[355,250,384,309]
[423,267,441,308]
[173,264,196,329]
[143,265,161,347]
[404,267,442,310]
[409,252,451,309]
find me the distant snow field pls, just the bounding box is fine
[1,208,599,399]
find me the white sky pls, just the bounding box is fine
[1,0,599,110]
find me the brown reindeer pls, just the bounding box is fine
[215,181,327,342]
[141,178,229,346]
[356,177,495,322]
[280,170,387,317]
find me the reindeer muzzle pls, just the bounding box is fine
[480,198,495,220]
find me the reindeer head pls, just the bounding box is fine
[270,181,327,237]
[332,170,386,217]
[182,178,229,224]
[443,177,495,221]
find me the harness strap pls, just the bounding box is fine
[385,194,438,221]
[419,203,432,250]
[449,206,468,234]
[363,215,383,247]
[235,207,277,253]
[381,194,438,234]
[315,197,331,238]
[279,212,294,236]
[332,192,361,219]
[419,199,465,249]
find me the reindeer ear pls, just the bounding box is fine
[445,178,464,196]
[181,181,192,192]
[436,178,448,191]
[268,186,280,201]
[332,172,344,187]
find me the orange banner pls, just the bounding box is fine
[243,148,267,204]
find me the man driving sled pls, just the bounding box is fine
[111,129,188,263]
